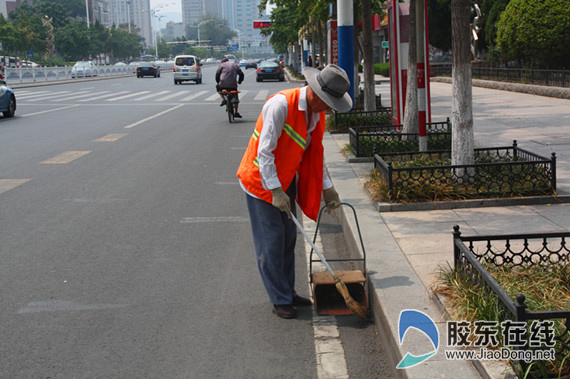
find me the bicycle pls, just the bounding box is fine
[221,89,240,123]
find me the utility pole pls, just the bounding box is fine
[85,0,90,28]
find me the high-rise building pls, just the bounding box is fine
[182,0,221,27]
[108,0,152,48]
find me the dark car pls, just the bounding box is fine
[136,62,161,78]
[0,80,16,118]
[256,60,285,82]
[245,59,257,69]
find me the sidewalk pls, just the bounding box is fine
[325,77,570,378]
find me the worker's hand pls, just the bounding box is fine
[270,187,291,219]
[323,187,341,213]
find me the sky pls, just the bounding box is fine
[149,0,183,24]
[148,0,274,25]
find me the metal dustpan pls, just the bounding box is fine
[309,203,368,316]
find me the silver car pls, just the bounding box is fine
[71,61,97,78]
[173,55,202,84]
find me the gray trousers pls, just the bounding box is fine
[246,185,299,305]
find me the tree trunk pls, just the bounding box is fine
[362,0,376,111]
[403,0,418,134]
[451,0,474,168]
[317,20,325,68]
[311,25,316,67]
[353,2,360,96]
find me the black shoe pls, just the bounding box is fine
[292,295,312,307]
[274,304,297,319]
[234,113,242,118]
[220,100,227,106]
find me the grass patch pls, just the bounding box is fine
[432,262,570,378]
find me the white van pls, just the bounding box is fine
[173,55,202,84]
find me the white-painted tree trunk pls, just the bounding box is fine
[451,0,474,174]
[403,0,418,135]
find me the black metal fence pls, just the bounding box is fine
[349,118,451,157]
[430,64,569,88]
[453,226,570,376]
[333,108,392,131]
[373,141,556,201]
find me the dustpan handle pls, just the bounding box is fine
[291,214,336,277]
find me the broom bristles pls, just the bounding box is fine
[334,277,370,320]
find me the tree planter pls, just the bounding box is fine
[332,108,392,132]
[349,118,451,157]
[452,226,570,378]
[372,141,556,202]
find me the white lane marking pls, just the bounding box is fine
[17,90,70,100]
[123,104,184,129]
[49,91,102,101]
[205,92,220,101]
[82,91,130,101]
[179,90,208,102]
[254,90,269,101]
[302,214,350,379]
[161,91,190,101]
[18,300,128,314]
[106,91,151,101]
[180,216,249,223]
[21,104,80,117]
[134,90,170,101]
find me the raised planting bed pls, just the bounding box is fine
[332,108,392,132]
[371,141,556,202]
[443,226,570,378]
[349,118,451,157]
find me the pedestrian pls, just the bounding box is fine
[216,58,244,118]
[236,64,353,319]
[308,55,313,67]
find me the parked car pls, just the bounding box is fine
[239,59,247,67]
[256,60,285,82]
[223,54,237,63]
[71,61,96,78]
[0,80,16,118]
[245,59,257,69]
[19,61,40,68]
[128,61,141,73]
[173,55,202,84]
[137,62,161,78]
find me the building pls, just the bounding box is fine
[0,0,31,19]
[163,21,185,42]
[182,0,221,26]
[107,0,152,48]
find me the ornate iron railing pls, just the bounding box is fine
[333,108,392,131]
[453,226,570,376]
[430,64,569,88]
[349,118,451,157]
[373,141,556,201]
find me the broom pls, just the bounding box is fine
[291,214,370,320]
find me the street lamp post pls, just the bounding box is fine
[232,29,243,59]
[85,0,90,28]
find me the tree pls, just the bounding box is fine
[496,0,570,69]
[403,0,418,136]
[361,0,376,111]
[55,21,90,60]
[427,0,451,52]
[451,0,474,168]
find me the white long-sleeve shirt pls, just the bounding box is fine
[241,86,333,195]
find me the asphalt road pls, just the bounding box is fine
[0,66,391,378]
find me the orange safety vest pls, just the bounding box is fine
[236,88,326,221]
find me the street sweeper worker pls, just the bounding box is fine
[236,64,353,319]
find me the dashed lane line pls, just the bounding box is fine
[0,179,31,196]
[123,104,184,129]
[93,133,128,142]
[21,104,80,118]
[40,151,91,164]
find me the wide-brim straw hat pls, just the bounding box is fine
[304,64,352,113]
